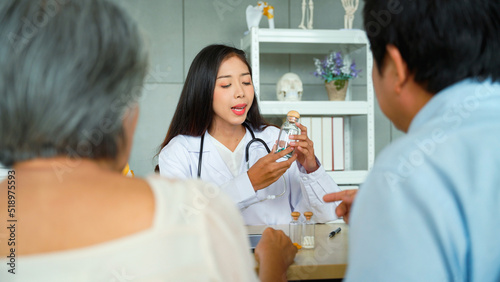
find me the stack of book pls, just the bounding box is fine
[300,117,345,171]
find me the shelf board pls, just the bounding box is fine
[241,27,376,181]
[242,28,368,54]
[259,101,368,116]
[326,170,368,185]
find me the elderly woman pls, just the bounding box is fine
[0,0,296,281]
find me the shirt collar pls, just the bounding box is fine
[408,79,500,133]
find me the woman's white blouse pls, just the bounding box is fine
[0,176,258,282]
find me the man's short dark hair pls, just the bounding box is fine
[363,0,500,94]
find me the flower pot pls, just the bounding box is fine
[325,80,348,101]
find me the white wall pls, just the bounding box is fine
[120,0,402,177]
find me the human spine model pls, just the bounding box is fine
[298,0,314,29]
[341,0,359,29]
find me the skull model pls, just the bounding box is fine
[276,73,303,101]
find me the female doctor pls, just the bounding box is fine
[158,44,341,225]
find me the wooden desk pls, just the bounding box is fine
[246,223,348,280]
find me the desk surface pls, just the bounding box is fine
[246,223,348,280]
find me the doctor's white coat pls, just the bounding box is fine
[159,125,340,225]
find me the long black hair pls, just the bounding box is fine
[157,44,270,160]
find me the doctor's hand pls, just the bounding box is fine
[323,189,358,224]
[255,227,297,282]
[289,122,319,173]
[247,146,297,191]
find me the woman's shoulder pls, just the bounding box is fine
[144,175,256,281]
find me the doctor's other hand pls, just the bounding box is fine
[289,122,319,173]
[248,146,297,191]
[323,189,358,224]
[255,227,297,282]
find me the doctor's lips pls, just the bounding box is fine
[231,104,247,115]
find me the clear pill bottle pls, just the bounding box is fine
[276,110,301,159]
[289,211,302,248]
[302,211,315,249]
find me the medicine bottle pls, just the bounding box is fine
[289,211,302,248]
[302,211,315,249]
[276,110,301,159]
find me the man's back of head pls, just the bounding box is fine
[363,0,500,94]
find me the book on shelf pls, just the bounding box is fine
[310,117,323,168]
[332,117,345,171]
[321,117,333,171]
[299,116,345,172]
[300,117,311,138]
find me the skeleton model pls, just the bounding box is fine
[261,1,275,29]
[298,0,314,29]
[246,1,274,33]
[341,0,359,29]
[276,73,303,101]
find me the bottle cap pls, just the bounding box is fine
[304,211,313,220]
[291,211,300,220]
[287,110,300,119]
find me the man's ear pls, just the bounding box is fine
[386,45,409,93]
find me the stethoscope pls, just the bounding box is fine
[197,123,287,201]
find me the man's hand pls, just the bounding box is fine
[254,227,297,282]
[323,189,358,224]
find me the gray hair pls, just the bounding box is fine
[0,0,149,167]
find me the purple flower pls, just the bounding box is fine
[335,52,343,66]
[350,61,362,78]
[312,51,362,83]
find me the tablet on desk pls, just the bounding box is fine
[248,234,262,251]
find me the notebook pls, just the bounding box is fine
[248,234,262,252]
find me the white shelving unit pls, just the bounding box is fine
[241,27,375,186]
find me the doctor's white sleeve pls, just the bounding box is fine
[289,160,341,223]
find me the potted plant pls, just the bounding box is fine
[313,51,361,101]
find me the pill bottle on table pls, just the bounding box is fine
[289,211,302,249]
[302,211,315,249]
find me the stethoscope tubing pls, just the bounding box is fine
[198,123,269,178]
[196,123,286,204]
